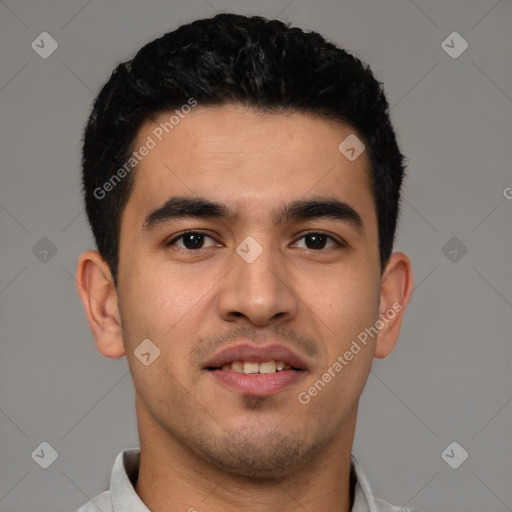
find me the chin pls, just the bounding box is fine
[194,426,325,480]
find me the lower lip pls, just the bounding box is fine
[208,369,305,396]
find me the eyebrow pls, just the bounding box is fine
[141,195,364,234]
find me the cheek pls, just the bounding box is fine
[118,263,214,382]
[120,260,207,337]
[304,261,380,336]
[299,273,377,417]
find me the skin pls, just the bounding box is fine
[77,104,413,512]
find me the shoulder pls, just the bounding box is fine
[76,490,112,512]
[374,497,419,512]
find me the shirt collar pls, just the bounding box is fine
[110,449,378,512]
[110,449,149,511]
[350,454,380,512]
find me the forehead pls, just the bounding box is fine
[122,104,376,232]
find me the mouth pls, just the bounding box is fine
[208,360,299,373]
[204,344,308,396]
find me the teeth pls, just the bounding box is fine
[243,361,259,374]
[223,360,291,374]
[231,361,244,372]
[258,361,276,374]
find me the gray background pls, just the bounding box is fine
[0,0,511,511]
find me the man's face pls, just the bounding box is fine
[116,105,382,477]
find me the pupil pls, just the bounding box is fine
[306,234,326,249]
[181,234,326,250]
[184,233,203,249]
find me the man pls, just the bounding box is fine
[76,13,415,512]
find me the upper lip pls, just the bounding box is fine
[204,343,309,370]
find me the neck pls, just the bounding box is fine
[134,407,357,512]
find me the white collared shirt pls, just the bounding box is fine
[77,448,418,512]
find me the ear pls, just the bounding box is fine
[75,250,125,358]
[374,252,413,359]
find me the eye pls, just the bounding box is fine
[165,230,343,252]
[166,231,219,250]
[292,231,343,250]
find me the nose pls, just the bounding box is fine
[217,238,299,327]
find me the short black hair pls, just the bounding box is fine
[82,13,406,284]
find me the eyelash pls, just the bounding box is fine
[165,230,345,252]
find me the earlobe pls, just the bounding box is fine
[75,250,125,358]
[374,252,413,359]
